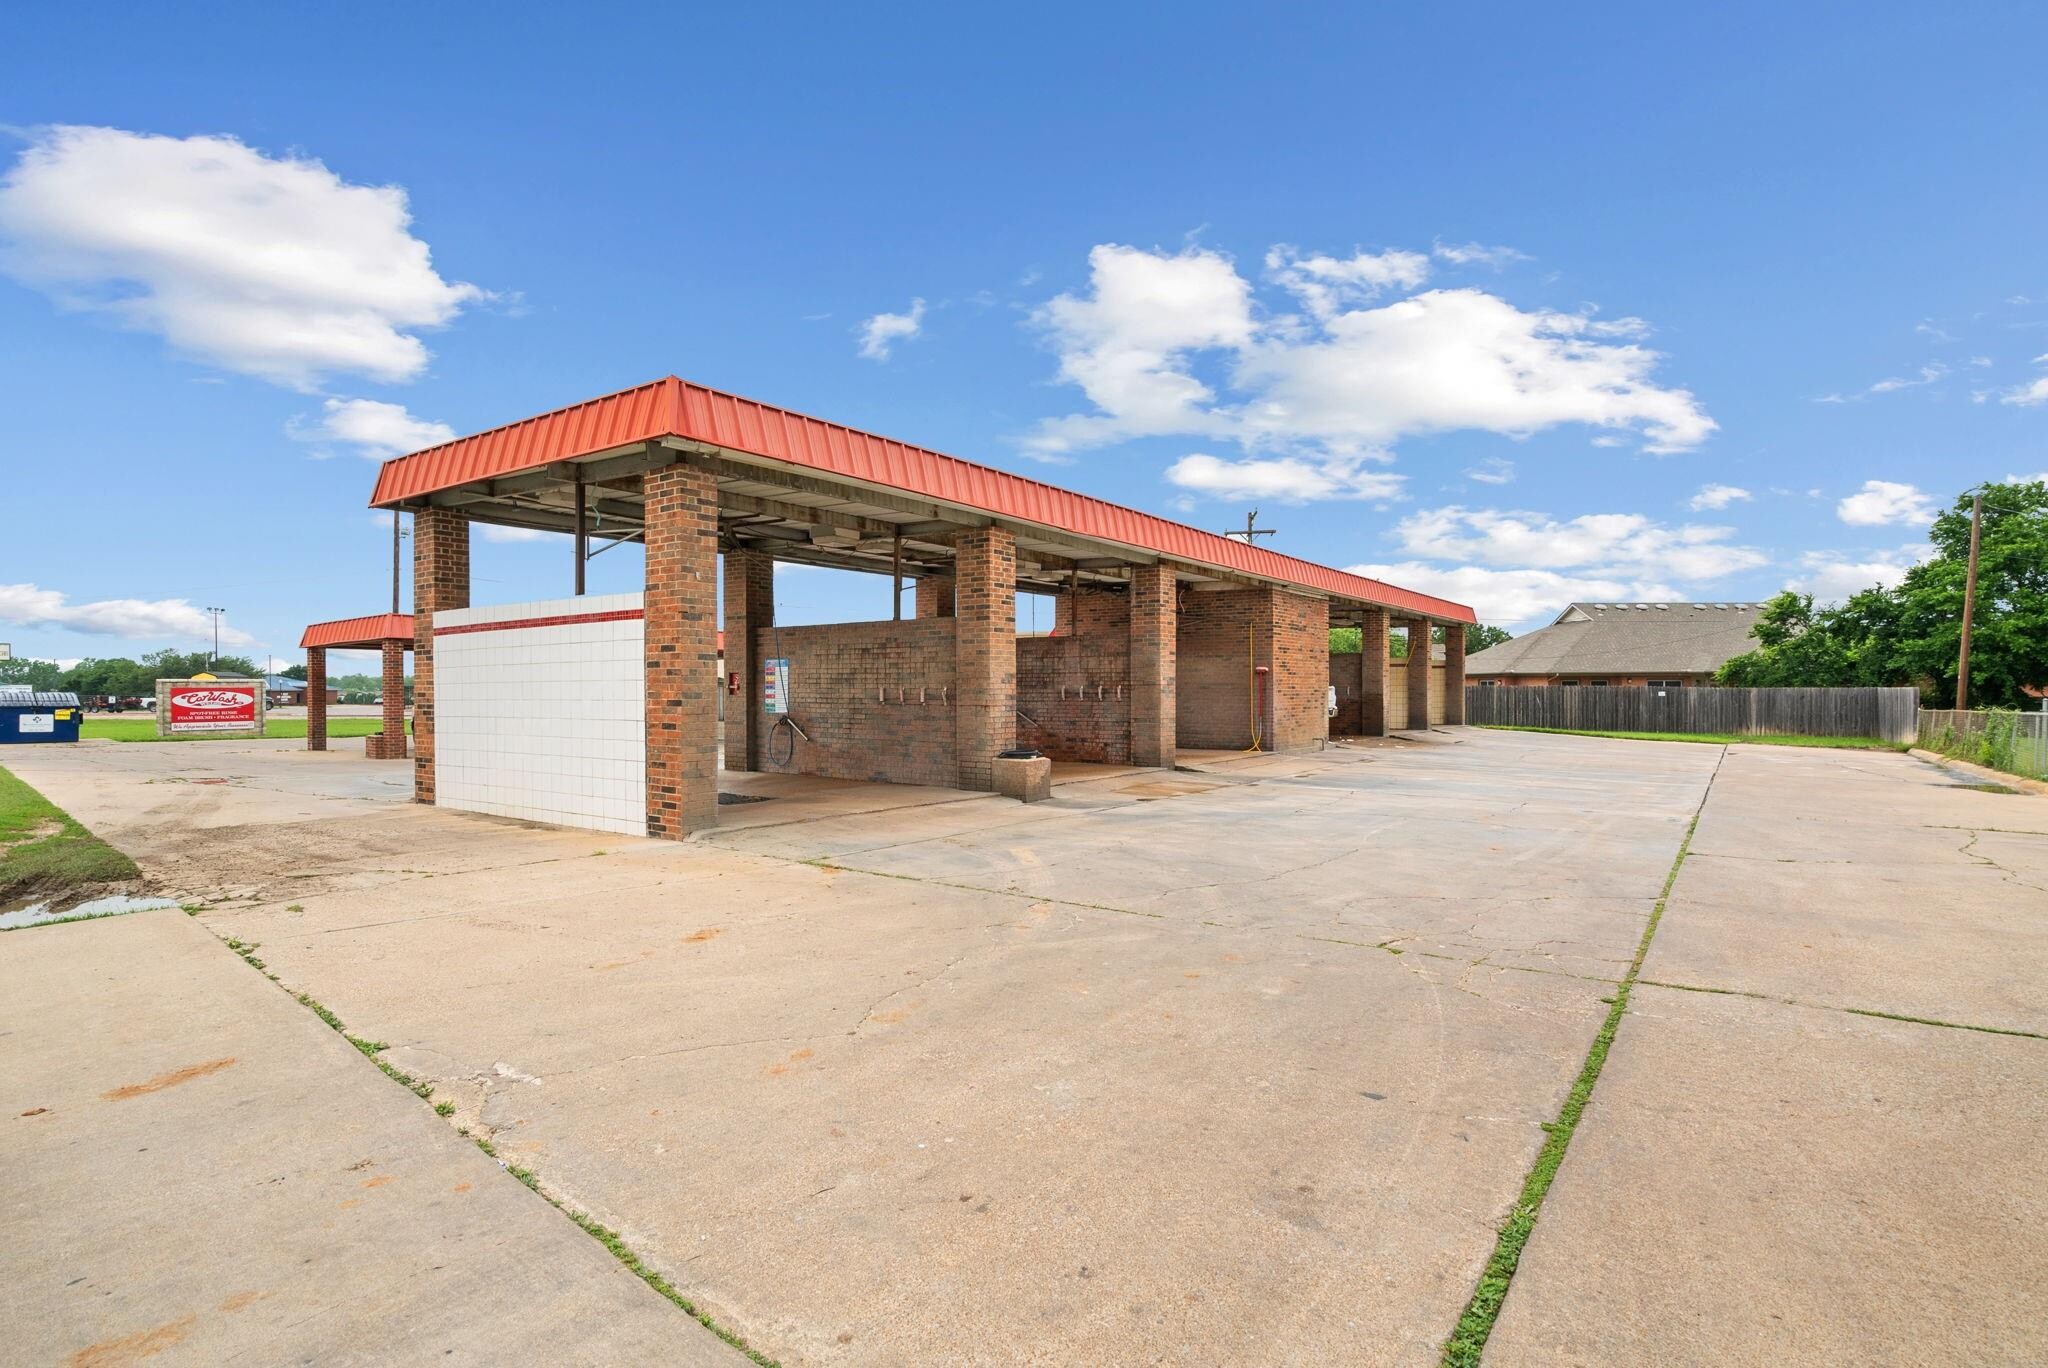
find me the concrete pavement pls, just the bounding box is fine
[4,731,2043,1365]
[1,907,746,1367]
[1486,743,2048,1367]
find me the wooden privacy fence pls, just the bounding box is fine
[1465,685,1921,742]
[1917,708,2048,780]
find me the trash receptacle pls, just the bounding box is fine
[0,688,83,744]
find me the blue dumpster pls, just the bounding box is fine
[0,688,83,744]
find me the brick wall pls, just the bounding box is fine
[953,528,1016,791]
[915,572,954,618]
[1176,586,1329,750]
[1328,652,1363,735]
[722,548,774,770]
[753,619,958,786]
[411,507,470,803]
[1018,587,1131,763]
[1268,589,1329,751]
[1128,564,1177,767]
[644,463,720,838]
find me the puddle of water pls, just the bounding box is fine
[0,895,181,931]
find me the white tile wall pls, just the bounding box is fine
[434,593,646,836]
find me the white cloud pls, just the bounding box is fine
[857,298,926,361]
[289,397,454,460]
[1464,457,1516,485]
[1166,452,1401,503]
[0,126,481,388]
[1266,244,1431,319]
[1026,243,1712,491]
[0,583,254,645]
[1792,545,1930,604]
[1345,562,1678,628]
[480,525,551,543]
[1432,240,1530,269]
[2007,471,2048,485]
[1391,506,1767,581]
[2002,376,2048,407]
[1818,362,1949,403]
[1688,483,1752,511]
[1837,480,1937,527]
[1028,245,1253,454]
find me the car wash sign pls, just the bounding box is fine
[158,678,266,737]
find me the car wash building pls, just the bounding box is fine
[367,377,1473,837]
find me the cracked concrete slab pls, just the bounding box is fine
[1484,985,2048,1368]
[0,907,745,1367]
[1486,743,2048,1366]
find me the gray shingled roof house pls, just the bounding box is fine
[1466,602,1767,685]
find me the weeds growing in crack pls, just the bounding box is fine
[214,921,777,1364]
[1439,748,1722,1368]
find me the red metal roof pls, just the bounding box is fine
[370,377,1474,623]
[301,613,415,650]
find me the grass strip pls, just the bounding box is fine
[0,761,140,905]
[210,915,777,1364]
[82,717,410,742]
[1479,725,1901,751]
[1439,752,1721,1367]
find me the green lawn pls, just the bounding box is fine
[81,717,409,742]
[1479,725,1905,751]
[0,762,140,905]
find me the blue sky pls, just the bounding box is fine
[3,3,2043,672]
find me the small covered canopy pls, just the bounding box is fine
[299,613,414,758]
[300,613,414,651]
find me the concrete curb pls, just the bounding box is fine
[1907,747,2048,796]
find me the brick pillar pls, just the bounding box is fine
[1357,610,1389,737]
[412,508,469,803]
[1129,564,1177,767]
[365,640,408,759]
[1404,620,1431,730]
[644,464,721,838]
[305,647,327,752]
[1443,624,1467,724]
[915,572,954,618]
[954,527,1016,791]
[721,547,774,772]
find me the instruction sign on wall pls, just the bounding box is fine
[763,657,791,715]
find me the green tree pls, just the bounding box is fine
[279,663,309,681]
[0,657,65,690]
[1465,623,1513,653]
[1719,481,2048,705]
[63,658,152,698]
[140,648,260,679]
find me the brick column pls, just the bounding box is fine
[1404,619,1431,730]
[1443,624,1467,724]
[1129,563,1177,767]
[915,572,954,618]
[365,640,408,759]
[412,508,469,803]
[1358,609,1389,737]
[305,647,327,751]
[721,547,774,772]
[644,464,721,837]
[953,527,1016,791]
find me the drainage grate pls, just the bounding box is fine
[717,791,772,806]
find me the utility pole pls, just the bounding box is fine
[391,514,407,614]
[1957,491,1984,710]
[1221,509,1278,544]
[205,607,225,667]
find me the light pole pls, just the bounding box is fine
[1957,490,1984,711]
[205,607,226,667]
